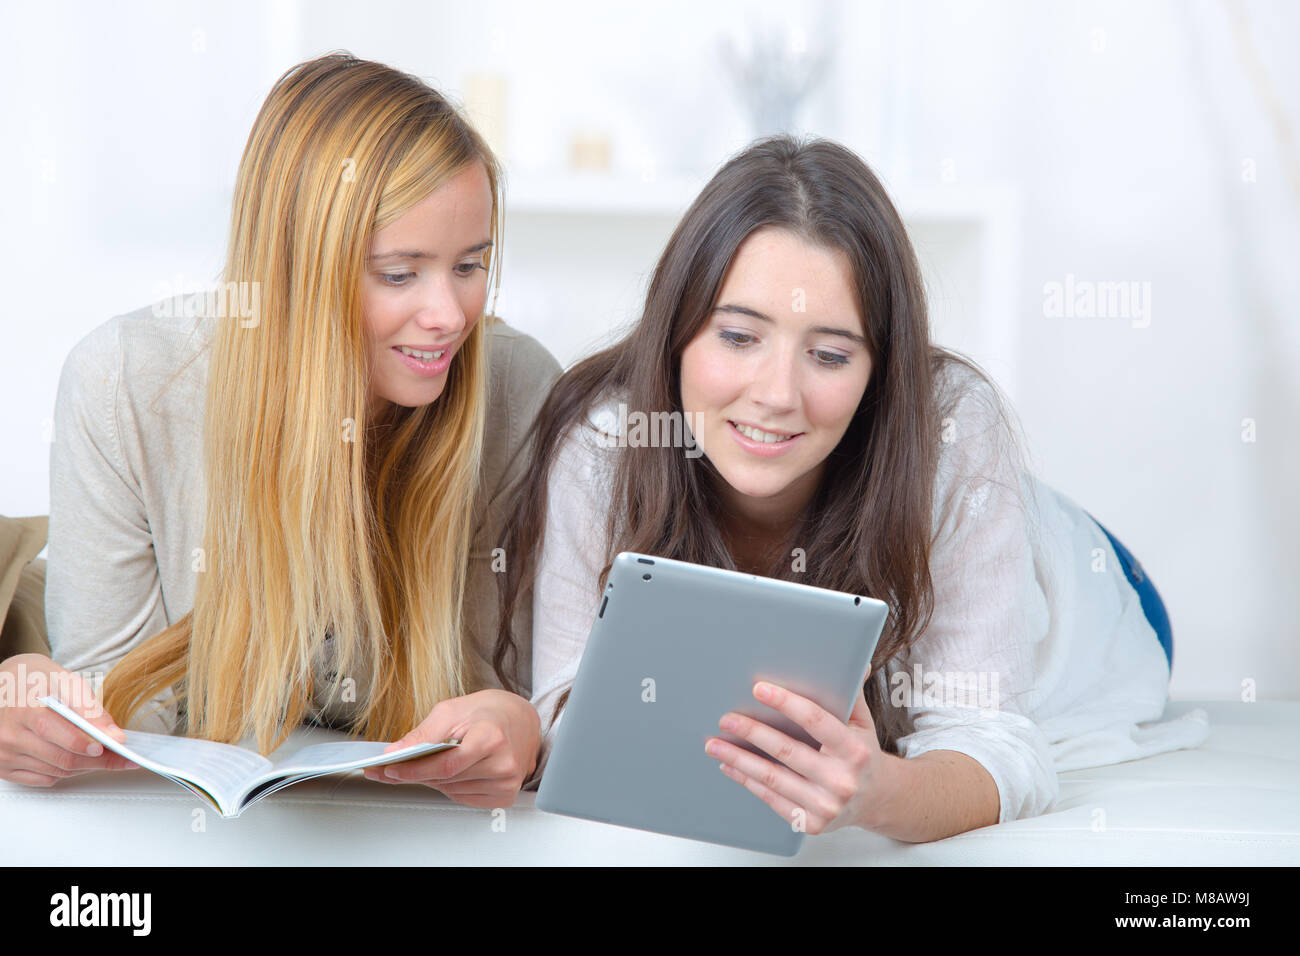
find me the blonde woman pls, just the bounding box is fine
[0,53,561,808]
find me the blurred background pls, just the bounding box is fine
[1,0,1296,700]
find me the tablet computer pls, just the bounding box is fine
[535,551,889,856]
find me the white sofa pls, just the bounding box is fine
[3,700,1296,865]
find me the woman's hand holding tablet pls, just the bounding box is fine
[535,552,888,856]
[706,672,901,835]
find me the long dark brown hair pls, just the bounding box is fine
[495,135,1021,749]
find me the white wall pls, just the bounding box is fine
[879,0,1300,704]
[1,0,1295,700]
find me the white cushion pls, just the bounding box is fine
[3,700,1296,864]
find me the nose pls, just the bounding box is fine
[747,339,799,414]
[413,273,468,338]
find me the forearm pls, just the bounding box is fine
[866,749,1000,842]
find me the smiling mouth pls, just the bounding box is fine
[390,343,455,377]
[728,420,803,443]
[394,345,447,361]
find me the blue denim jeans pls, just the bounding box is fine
[1085,511,1173,671]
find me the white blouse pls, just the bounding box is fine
[527,361,1210,824]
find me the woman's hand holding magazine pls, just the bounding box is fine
[37,693,458,818]
[0,654,137,786]
[364,688,541,809]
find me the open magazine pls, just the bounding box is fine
[39,695,458,818]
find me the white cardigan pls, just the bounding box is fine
[45,303,561,735]
[528,361,1210,823]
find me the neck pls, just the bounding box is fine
[713,464,823,573]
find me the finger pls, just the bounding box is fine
[845,684,875,733]
[33,752,140,775]
[716,761,825,834]
[372,742,481,784]
[4,747,119,781]
[80,711,127,746]
[20,730,138,776]
[362,757,452,783]
[364,758,431,783]
[374,749,464,784]
[423,761,520,789]
[717,710,823,778]
[4,768,62,788]
[705,737,840,823]
[753,681,854,753]
[48,672,127,745]
[385,716,470,755]
[387,719,504,784]
[27,709,123,765]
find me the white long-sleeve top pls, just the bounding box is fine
[527,361,1210,823]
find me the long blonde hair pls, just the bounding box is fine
[104,52,501,753]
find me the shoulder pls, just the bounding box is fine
[537,396,623,558]
[578,389,629,458]
[932,356,1026,479]
[476,317,563,492]
[57,302,213,425]
[483,316,563,402]
[62,302,213,394]
[929,354,1037,535]
[480,317,562,449]
[548,390,624,490]
[581,390,626,441]
[933,358,1010,442]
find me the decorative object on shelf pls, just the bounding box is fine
[569,130,613,172]
[719,14,833,137]
[463,72,508,160]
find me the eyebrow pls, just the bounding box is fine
[711,303,867,347]
[368,240,493,262]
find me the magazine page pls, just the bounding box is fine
[235,739,458,812]
[40,695,269,815]
[40,696,459,817]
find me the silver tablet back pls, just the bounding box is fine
[536,551,889,856]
